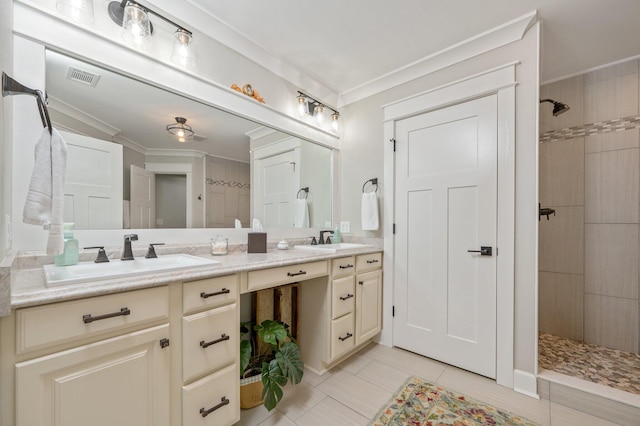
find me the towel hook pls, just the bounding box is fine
[2,72,52,135]
[362,178,378,193]
[297,187,309,199]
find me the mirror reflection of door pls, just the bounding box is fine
[130,165,156,229]
[254,149,299,228]
[61,131,123,229]
[155,174,187,228]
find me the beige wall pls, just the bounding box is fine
[539,60,640,353]
[206,156,250,228]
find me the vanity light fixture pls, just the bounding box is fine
[56,0,94,25]
[166,117,194,143]
[108,1,193,64]
[296,91,340,132]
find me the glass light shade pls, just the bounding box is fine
[166,117,194,143]
[56,0,94,25]
[331,112,340,132]
[297,94,308,118]
[314,104,325,125]
[122,3,151,47]
[170,29,194,68]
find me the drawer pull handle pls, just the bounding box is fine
[200,333,230,349]
[82,307,130,324]
[200,288,231,299]
[287,270,307,277]
[358,281,364,285]
[339,294,354,301]
[338,332,353,342]
[200,396,230,417]
[339,264,354,269]
[366,259,379,264]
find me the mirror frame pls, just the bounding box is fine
[11,2,339,249]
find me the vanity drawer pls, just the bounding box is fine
[183,274,238,315]
[356,252,382,273]
[247,261,328,291]
[182,303,237,383]
[331,256,355,278]
[331,276,355,319]
[16,286,169,354]
[182,363,239,426]
[330,313,355,361]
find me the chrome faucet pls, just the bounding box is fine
[121,234,138,260]
[319,230,334,245]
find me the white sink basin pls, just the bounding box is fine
[43,254,220,287]
[293,243,372,253]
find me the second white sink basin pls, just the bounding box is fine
[43,254,220,287]
[293,243,372,253]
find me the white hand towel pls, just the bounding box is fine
[361,192,379,231]
[23,128,67,255]
[293,199,309,228]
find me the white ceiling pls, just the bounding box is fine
[194,0,640,96]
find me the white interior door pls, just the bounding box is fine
[393,95,498,378]
[61,131,123,229]
[130,165,156,229]
[254,150,299,228]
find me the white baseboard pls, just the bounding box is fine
[513,369,540,399]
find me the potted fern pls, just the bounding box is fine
[240,319,304,411]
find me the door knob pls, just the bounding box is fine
[467,246,492,256]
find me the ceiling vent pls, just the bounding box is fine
[66,67,101,87]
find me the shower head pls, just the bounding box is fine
[540,98,570,116]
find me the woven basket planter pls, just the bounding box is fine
[240,374,264,409]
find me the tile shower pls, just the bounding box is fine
[538,59,640,395]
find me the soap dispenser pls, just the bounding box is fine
[333,225,341,244]
[54,223,79,266]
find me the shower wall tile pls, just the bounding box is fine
[539,138,584,206]
[540,75,584,133]
[584,60,639,124]
[585,224,639,299]
[539,206,584,274]
[584,294,638,353]
[585,148,639,224]
[585,128,640,154]
[539,272,584,340]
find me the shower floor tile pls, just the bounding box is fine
[539,333,640,395]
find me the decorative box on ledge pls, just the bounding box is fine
[248,233,267,253]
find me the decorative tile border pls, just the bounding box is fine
[206,179,250,189]
[540,115,640,143]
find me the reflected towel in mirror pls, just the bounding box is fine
[23,127,68,254]
[294,199,309,228]
[361,191,379,231]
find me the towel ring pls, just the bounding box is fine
[362,178,378,193]
[297,187,309,199]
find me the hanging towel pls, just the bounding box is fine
[361,191,379,231]
[293,198,309,228]
[23,128,67,255]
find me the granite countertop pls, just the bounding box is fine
[10,245,382,310]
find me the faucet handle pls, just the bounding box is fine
[84,246,109,263]
[310,236,317,245]
[145,243,164,259]
[124,234,138,241]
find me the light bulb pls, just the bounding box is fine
[122,2,151,47]
[331,112,340,132]
[297,94,308,118]
[171,29,193,68]
[177,128,185,138]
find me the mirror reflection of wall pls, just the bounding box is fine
[45,49,333,230]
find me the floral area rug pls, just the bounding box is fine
[369,376,539,426]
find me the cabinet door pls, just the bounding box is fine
[355,270,382,345]
[16,324,170,426]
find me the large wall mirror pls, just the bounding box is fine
[45,50,333,230]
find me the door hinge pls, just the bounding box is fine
[390,138,396,152]
[393,223,396,234]
[160,338,170,348]
[392,306,395,317]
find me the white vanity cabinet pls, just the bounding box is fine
[181,274,240,426]
[13,287,171,426]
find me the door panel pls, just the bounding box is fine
[393,95,497,378]
[130,164,156,229]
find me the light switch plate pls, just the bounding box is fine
[339,221,350,233]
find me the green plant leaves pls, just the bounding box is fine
[261,360,287,411]
[275,342,304,385]
[255,319,288,347]
[240,339,252,375]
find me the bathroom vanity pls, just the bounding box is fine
[0,245,382,426]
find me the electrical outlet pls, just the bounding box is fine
[339,221,350,233]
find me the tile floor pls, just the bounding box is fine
[236,342,622,425]
[539,332,640,395]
